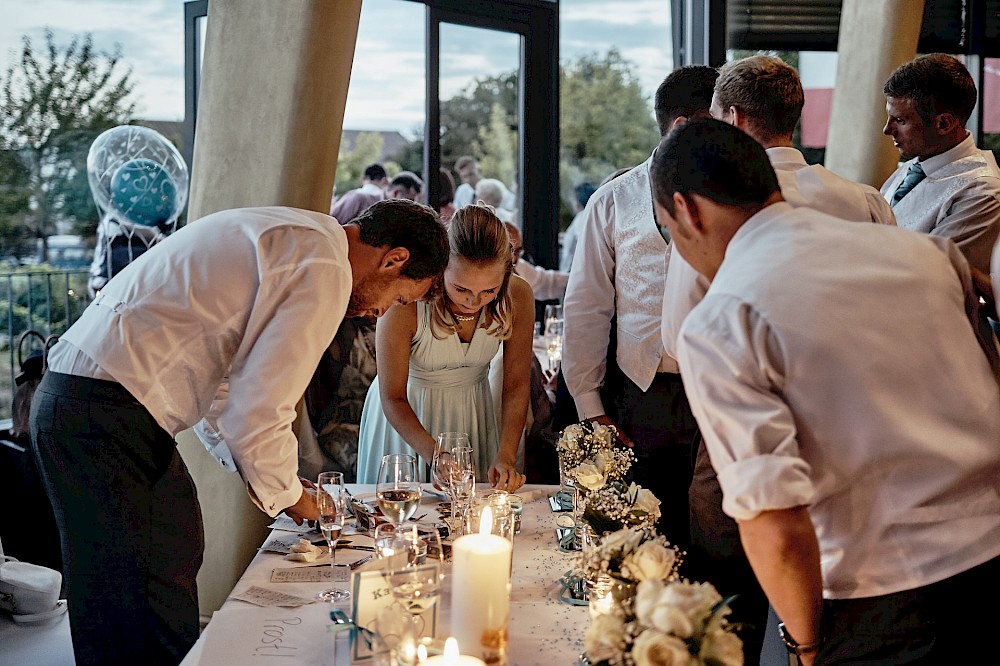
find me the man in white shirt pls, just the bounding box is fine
[329,162,389,224]
[29,201,449,666]
[662,55,898,661]
[562,65,717,559]
[559,182,597,273]
[505,222,569,301]
[881,53,1000,274]
[655,118,1000,665]
[453,155,481,208]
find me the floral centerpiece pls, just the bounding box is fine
[581,527,680,588]
[584,576,742,666]
[555,421,661,535]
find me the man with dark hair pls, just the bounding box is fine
[563,65,717,563]
[881,53,1000,273]
[30,201,448,665]
[453,155,482,208]
[653,65,718,136]
[654,118,1000,665]
[329,161,389,224]
[388,171,423,201]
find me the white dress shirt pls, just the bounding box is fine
[515,258,569,301]
[677,202,1000,600]
[48,207,352,516]
[559,209,587,273]
[881,133,1000,273]
[563,151,675,420]
[454,183,475,208]
[661,147,895,360]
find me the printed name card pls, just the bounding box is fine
[198,605,333,665]
[270,567,351,584]
[350,564,440,661]
[232,585,316,608]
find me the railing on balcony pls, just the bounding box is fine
[1,269,92,421]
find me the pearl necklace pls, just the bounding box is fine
[452,311,476,322]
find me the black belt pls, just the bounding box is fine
[39,371,143,407]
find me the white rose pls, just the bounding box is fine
[600,527,644,555]
[631,629,693,666]
[572,462,606,491]
[592,423,615,447]
[633,487,662,520]
[660,581,723,622]
[635,580,696,638]
[593,448,614,475]
[700,627,743,666]
[562,423,585,443]
[583,613,626,663]
[622,540,676,582]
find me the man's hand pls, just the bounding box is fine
[283,479,318,525]
[489,457,526,492]
[588,415,635,448]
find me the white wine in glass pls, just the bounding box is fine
[316,471,351,602]
[376,454,421,525]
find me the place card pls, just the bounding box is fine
[350,564,440,661]
[270,567,351,584]
[267,514,316,533]
[232,585,316,607]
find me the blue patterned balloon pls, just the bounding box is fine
[109,158,178,226]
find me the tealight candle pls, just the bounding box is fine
[423,637,487,666]
[450,508,512,663]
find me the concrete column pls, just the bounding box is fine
[177,0,362,618]
[825,0,925,188]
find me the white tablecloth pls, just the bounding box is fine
[181,484,586,665]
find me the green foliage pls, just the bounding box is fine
[476,102,517,187]
[0,265,90,339]
[0,30,136,254]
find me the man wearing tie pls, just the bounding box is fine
[881,53,1000,274]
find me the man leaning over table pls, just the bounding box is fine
[29,200,449,666]
[653,119,1000,665]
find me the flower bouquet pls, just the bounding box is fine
[583,576,742,666]
[580,527,680,588]
[556,421,634,488]
[580,481,661,535]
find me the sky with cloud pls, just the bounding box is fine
[1,0,671,137]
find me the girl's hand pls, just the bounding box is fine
[489,458,525,492]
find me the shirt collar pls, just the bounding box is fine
[765,146,807,168]
[918,132,976,176]
[360,182,383,195]
[727,201,796,253]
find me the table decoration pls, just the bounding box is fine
[451,508,512,665]
[423,636,488,665]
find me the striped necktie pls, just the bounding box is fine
[890,162,926,207]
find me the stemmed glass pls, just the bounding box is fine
[316,471,351,602]
[543,304,564,372]
[431,434,475,534]
[376,454,422,526]
[375,522,446,636]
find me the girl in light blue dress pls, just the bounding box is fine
[356,204,534,492]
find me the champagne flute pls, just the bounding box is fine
[543,305,564,372]
[376,454,421,525]
[316,471,351,602]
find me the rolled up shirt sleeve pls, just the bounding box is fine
[677,294,814,521]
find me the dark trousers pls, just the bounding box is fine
[29,372,204,666]
[688,437,769,665]
[611,372,699,556]
[818,554,1000,664]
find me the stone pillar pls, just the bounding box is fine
[825,0,925,188]
[176,0,362,619]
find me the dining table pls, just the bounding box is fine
[180,483,587,665]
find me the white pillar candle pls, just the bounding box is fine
[450,509,512,663]
[423,637,487,665]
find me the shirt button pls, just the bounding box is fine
[219,458,228,467]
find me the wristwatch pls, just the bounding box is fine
[778,622,819,657]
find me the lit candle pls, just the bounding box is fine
[423,637,487,665]
[450,508,512,663]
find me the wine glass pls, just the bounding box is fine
[316,471,351,602]
[385,522,445,636]
[432,436,475,532]
[543,305,564,372]
[376,454,421,526]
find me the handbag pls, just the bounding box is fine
[10,330,59,438]
[0,535,67,623]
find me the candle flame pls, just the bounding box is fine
[479,506,493,535]
[444,637,459,663]
[417,644,428,663]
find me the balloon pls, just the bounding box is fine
[109,158,178,226]
[87,125,189,228]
